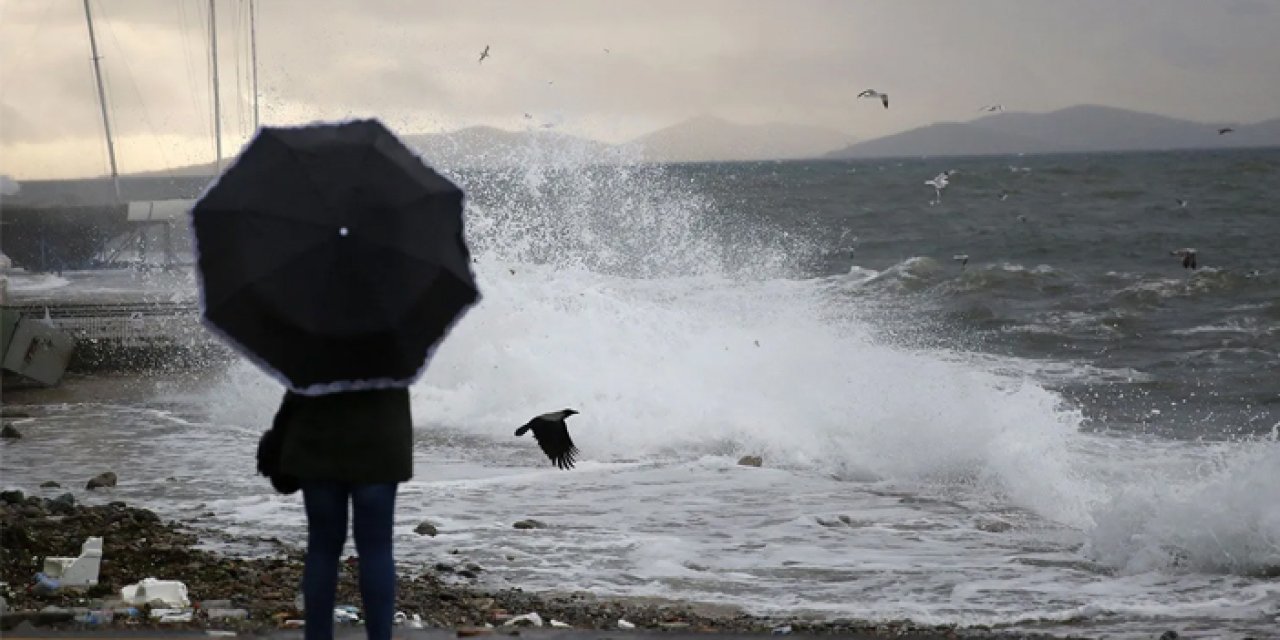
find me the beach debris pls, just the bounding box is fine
[503,612,544,627]
[512,519,547,530]
[205,608,250,621]
[30,573,61,595]
[737,455,763,467]
[206,631,238,637]
[617,618,636,629]
[549,619,571,628]
[334,605,361,623]
[415,521,439,536]
[772,624,793,635]
[282,619,305,628]
[121,577,190,608]
[153,608,194,623]
[395,611,425,628]
[86,471,117,490]
[41,536,102,587]
[1,424,21,439]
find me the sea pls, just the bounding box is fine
[3,142,1279,639]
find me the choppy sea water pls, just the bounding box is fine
[3,144,1279,639]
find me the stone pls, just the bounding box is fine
[39,481,59,488]
[737,455,763,467]
[0,490,24,504]
[512,519,546,530]
[86,472,118,490]
[414,521,439,537]
[1159,632,1179,640]
[46,493,76,515]
[1,424,22,439]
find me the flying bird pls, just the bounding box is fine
[857,89,889,109]
[925,170,955,203]
[1217,127,1234,135]
[515,409,580,469]
[1170,248,1198,269]
[478,45,490,63]
[979,104,1005,112]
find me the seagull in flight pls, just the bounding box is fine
[515,409,580,470]
[1217,127,1234,135]
[857,89,889,109]
[478,45,490,63]
[979,104,1005,112]
[925,170,955,203]
[1170,248,1198,270]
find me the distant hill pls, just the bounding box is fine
[630,115,854,163]
[827,105,1280,159]
[825,121,1074,159]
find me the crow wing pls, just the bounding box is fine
[530,419,578,470]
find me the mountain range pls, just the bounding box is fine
[115,105,1280,179]
[824,105,1280,159]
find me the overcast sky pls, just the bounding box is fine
[2,0,1278,179]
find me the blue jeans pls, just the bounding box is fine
[300,481,398,640]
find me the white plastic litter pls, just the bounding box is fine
[549,619,571,628]
[122,578,190,608]
[618,618,636,629]
[393,612,424,629]
[42,537,103,587]
[503,612,544,627]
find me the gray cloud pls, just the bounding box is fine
[2,0,1278,177]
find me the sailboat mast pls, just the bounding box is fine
[210,0,222,173]
[82,0,120,199]
[249,0,260,130]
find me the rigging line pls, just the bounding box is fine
[177,0,206,137]
[97,1,173,172]
[232,0,246,140]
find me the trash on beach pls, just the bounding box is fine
[772,624,793,635]
[394,611,424,628]
[153,609,194,623]
[41,537,103,587]
[30,572,60,595]
[617,618,636,629]
[282,619,305,628]
[503,611,544,627]
[334,605,361,623]
[206,608,250,621]
[75,609,114,625]
[206,631,238,637]
[549,619,571,628]
[121,577,190,608]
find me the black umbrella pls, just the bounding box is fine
[191,119,480,393]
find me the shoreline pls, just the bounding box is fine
[0,494,1078,639]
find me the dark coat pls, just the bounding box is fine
[276,388,413,484]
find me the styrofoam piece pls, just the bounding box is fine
[121,577,190,608]
[42,537,103,587]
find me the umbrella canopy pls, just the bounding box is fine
[191,119,480,394]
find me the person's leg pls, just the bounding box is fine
[351,483,398,640]
[301,480,350,640]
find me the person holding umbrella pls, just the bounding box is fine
[192,119,481,640]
